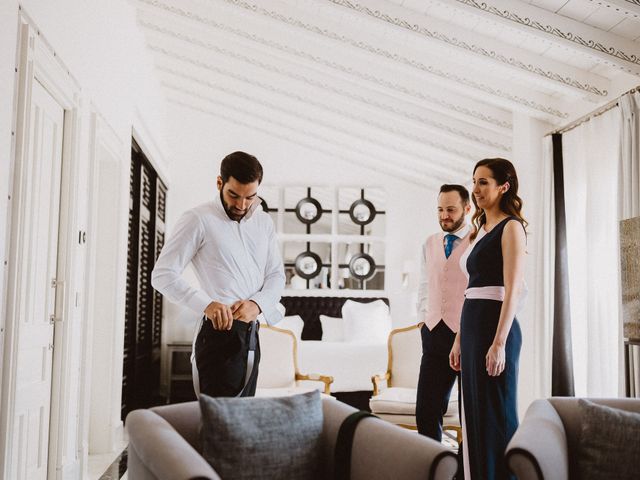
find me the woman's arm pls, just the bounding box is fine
[450,332,461,371]
[486,220,526,376]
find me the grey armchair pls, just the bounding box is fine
[505,397,640,480]
[126,397,459,480]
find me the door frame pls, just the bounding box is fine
[79,109,127,458]
[0,12,82,479]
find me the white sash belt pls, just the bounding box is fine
[464,283,528,315]
[464,286,505,301]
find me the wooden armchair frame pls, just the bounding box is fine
[371,322,462,443]
[261,324,334,394]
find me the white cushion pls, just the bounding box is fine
[369,387,459,419]
[342,299,392,344]
[275,315,304,341]
[319,315,344,342]
[369,387,417,415]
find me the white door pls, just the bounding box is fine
[11,78,65,480]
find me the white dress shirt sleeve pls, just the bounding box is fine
[250,221,285,326]
[151,210,212,314]
[416,239,430,321]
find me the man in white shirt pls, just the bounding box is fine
[416,184,471,442]
[151,151,285,398]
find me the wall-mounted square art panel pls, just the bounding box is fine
[336,241,385,290]
[338,187,386,236]
[283,241,332,289]
[260,184,386,291]
[283,186,333,235]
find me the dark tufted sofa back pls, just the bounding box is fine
[280,296,390,340]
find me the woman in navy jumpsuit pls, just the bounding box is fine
[450,158,527,480]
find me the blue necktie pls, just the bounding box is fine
[444,234,457,259]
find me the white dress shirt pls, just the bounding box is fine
[151,193,285,325]
[416,223,471,317]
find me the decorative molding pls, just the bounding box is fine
[141,23,510,151]
[138,0,564,119]
[137,0,513,129]
[453,0,640,69]
[167,97,447,188]
[160,70,475,174]
[588,0,640,18]
[325,0,607,96]
[216,0,569,117]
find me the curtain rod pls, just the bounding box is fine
[545,85,639,137]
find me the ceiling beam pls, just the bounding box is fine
[321,0,610,99]
[138,0,570,121]
[159,72,475,179]
[153,50,507,156]
[166,92,452,188]
[139,20,511,153]
[435,0,640,76]
[206,0,569,120]
[588,0,640,18]
[136,0,514,133]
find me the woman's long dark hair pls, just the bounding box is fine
[470,158,528,240]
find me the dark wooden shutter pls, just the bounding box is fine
[122,140,167,419]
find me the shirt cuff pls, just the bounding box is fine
[249,292,282,326]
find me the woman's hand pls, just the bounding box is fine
[449,334,461,372]
[485,343,506,376]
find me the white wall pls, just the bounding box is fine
[161,103,440,344]
[0,1,169,478]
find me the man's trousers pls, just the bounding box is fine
[194,318,260,398]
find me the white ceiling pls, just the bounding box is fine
[133,0,640,186]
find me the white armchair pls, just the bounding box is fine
[369,323,461,442]
[256,324,334,397]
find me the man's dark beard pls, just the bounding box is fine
[440,215,465,233]
[220,189,245,221]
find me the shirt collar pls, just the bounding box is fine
[444,222,470,239]
[213,191,263,223]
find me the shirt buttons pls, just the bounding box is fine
[442,298,446,303]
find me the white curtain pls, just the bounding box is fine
[619,91,640,219]
[618,91,640,394]
[533,136,555,398]
[562,107,621,397]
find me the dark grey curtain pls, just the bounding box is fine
[551,133,575,396]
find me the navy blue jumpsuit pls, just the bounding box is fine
[460,217,522,479]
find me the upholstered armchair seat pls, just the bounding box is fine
[126,397,459,480]
[506,397,640,480]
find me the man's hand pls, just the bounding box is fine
[204,301,234,330]
[231,300,261,323]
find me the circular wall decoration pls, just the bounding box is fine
[349,199,376,225]
[295,197,323,224]
[294,251,323,280]
[348,253,376,280]
[259,196,269,212]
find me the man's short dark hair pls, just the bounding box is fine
[439,184,470,205]
[220,151,263,184]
